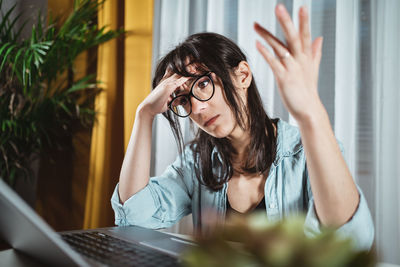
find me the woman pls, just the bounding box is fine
[111,4,374,250]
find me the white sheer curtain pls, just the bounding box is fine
[151,0,400,264]
[370,0,400,264]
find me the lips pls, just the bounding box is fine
[204,115,219,127]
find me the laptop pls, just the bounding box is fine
[0,179,195,266]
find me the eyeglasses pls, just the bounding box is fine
[168,72,215,117]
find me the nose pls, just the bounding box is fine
[190,97,207,115]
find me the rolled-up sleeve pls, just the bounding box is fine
[111,147,194,229]
[304,186,375,251]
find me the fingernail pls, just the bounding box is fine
[255,40,262,49]
[277,4,285,12]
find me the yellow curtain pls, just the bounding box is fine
[84,0,154,229]
[124,1,154,147]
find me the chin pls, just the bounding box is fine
[203,126,232,139]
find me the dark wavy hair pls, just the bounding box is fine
[152,32,276,191]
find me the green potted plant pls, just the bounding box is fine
[183,213,376,267]
[0,0,122,189]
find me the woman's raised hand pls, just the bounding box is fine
[254,4,324,122]
[139,69,189,118]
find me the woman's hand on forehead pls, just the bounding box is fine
[139,69,190,118]
[161,64,208,99]
[162,68,190,96]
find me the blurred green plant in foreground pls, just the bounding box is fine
[183,213,375,267]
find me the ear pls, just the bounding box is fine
[232,61,252,91]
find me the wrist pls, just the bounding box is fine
[136,103,156,122]
[296,101,330,131]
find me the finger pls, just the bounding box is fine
[167,95,174,105]
[254,23,294,66]
[254,22,286,47]
[163,73,182,85]
[159,73,177,86]
[299,6,312,55]
[158,73,185,94]
[312,36,323,67]
[256,40,285,76]
[254,22,287,52]
[166,75,190,94]
[275,4,302,56]
[161,67,174,82]
[165,76,190,106]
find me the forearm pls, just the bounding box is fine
[297,101,359,227]
[116,71,189,203]
[118,105,154,204]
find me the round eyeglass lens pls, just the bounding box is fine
[170,95,191,117]
[192,76,213,100]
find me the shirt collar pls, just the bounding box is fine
[209,118,303,167]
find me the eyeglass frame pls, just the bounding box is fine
[168,71,215,117]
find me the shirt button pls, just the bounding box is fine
[269,203,276,209]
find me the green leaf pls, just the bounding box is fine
[30,25,37,44]
[0,44,16,71]
[0,42,11,62]
[11,47,24,76]
[26,52,34,86]
[0,3,17,37]
[34,48,47,56]
[33,52,41,69]
[65,74,96,94]
[58,102,72,116]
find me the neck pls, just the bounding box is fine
[227,120,277,157]
[227,124,251,156]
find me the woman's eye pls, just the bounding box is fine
[197,79,209,89]
[173,89,183,96]
[179,98,188,105]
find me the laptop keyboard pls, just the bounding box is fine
[61,231,180,267]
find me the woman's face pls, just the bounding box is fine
[177,65,244,139]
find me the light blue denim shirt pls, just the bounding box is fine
[111,119,374,251]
